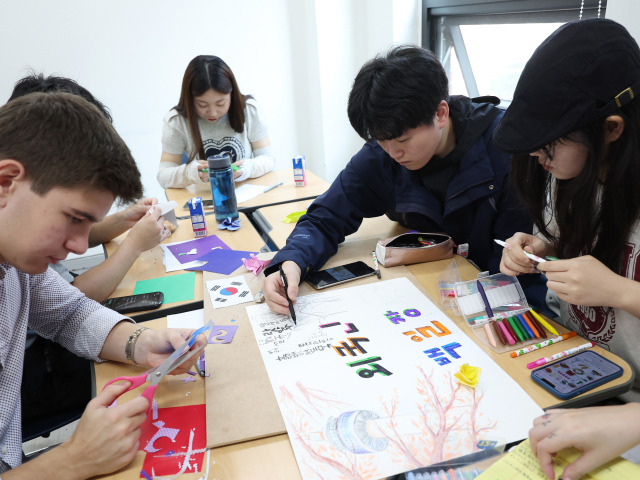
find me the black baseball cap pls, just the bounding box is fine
[494,18,640,155]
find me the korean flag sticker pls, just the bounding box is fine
[206,275,254,309]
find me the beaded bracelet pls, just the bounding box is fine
[125,326,150,366]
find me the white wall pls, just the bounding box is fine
[607,0,640,39]
[0,0,420,201]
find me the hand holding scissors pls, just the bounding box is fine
[103,322,212,416]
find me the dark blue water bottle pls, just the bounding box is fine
[207,154,239,223]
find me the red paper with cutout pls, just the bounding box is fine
[139,404,206,478]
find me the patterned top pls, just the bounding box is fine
[0,264,129,472]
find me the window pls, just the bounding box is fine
[423,0,607,105]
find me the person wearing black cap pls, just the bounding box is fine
[494,18,640,480]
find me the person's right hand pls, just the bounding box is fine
[500,232,551,276]
[196,160,208,183]
[60,381,149,478]
[123,205,170,255]
[264,260,301,314]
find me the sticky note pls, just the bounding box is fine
[454,363,482,388]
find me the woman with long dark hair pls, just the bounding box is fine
[157,55,274,189]
[494,18,640,479]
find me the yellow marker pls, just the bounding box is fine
[529,309,559,336]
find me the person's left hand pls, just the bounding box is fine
[232,159,244,180]
[530,404,640,480]
[122,205,171,255]
[135,328,208,374]
[120,197,159,227]
[537,255,625,307]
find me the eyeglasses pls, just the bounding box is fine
[537,139,559,166]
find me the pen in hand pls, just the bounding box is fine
[279,264,297,324]
[371,251,381,279]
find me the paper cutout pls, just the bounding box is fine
[144,420,180,453]
[217,217,241,231]
[246,277,544,480]
[454,363,482,388]
[187,249,259,275]
[161,243,205,272]
[207,325,239,344]
[178,248,198,256]
[151,201,179,230]
[134,272,196,304]
[477,438,640,479]
[167,235,230,264]
[243,254,271,275]
[282,210,307,223]
[182,376,196,384]
[140,404,206,477]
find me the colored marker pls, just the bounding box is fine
[492,320,507,345]
[494,239,547,263]
[522,312,541,338]
[510,331,577,357]
[202,168,208,173]
[497,319,515,345]
[502,317,519,342]
[507,316,524,342]
[476,281,497,348]
[526,341,594,369]
[529,309,559,335]
[517,314,534,339]
[525,311,547,339]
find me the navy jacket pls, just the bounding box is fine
[266,97,533,280]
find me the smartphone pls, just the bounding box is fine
[101,292,164,314]
[183,199,213,209]
[305,261,376,290]
[531,350,623,399]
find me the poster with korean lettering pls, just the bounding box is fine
[246,277,543,480]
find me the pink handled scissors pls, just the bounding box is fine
[103,322,212,416]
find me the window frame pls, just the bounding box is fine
[422,0,607,100]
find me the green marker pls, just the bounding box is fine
[231,164,240,171]
[546,256,559,261]
[507,316,525,342]
[202,168,208,173]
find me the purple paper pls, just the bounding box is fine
[167,235,230,264]
[186,249,258,275]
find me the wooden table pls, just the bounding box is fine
[94,231,634,479]
[164,169,330,219]
[102,212,264,321]
[254,199,409,249]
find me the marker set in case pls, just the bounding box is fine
[439,261,551,353]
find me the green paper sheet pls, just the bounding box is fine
[133,272,196,304]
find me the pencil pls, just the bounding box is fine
[529,309,559,335]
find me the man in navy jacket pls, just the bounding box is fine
[263,46,534,314]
